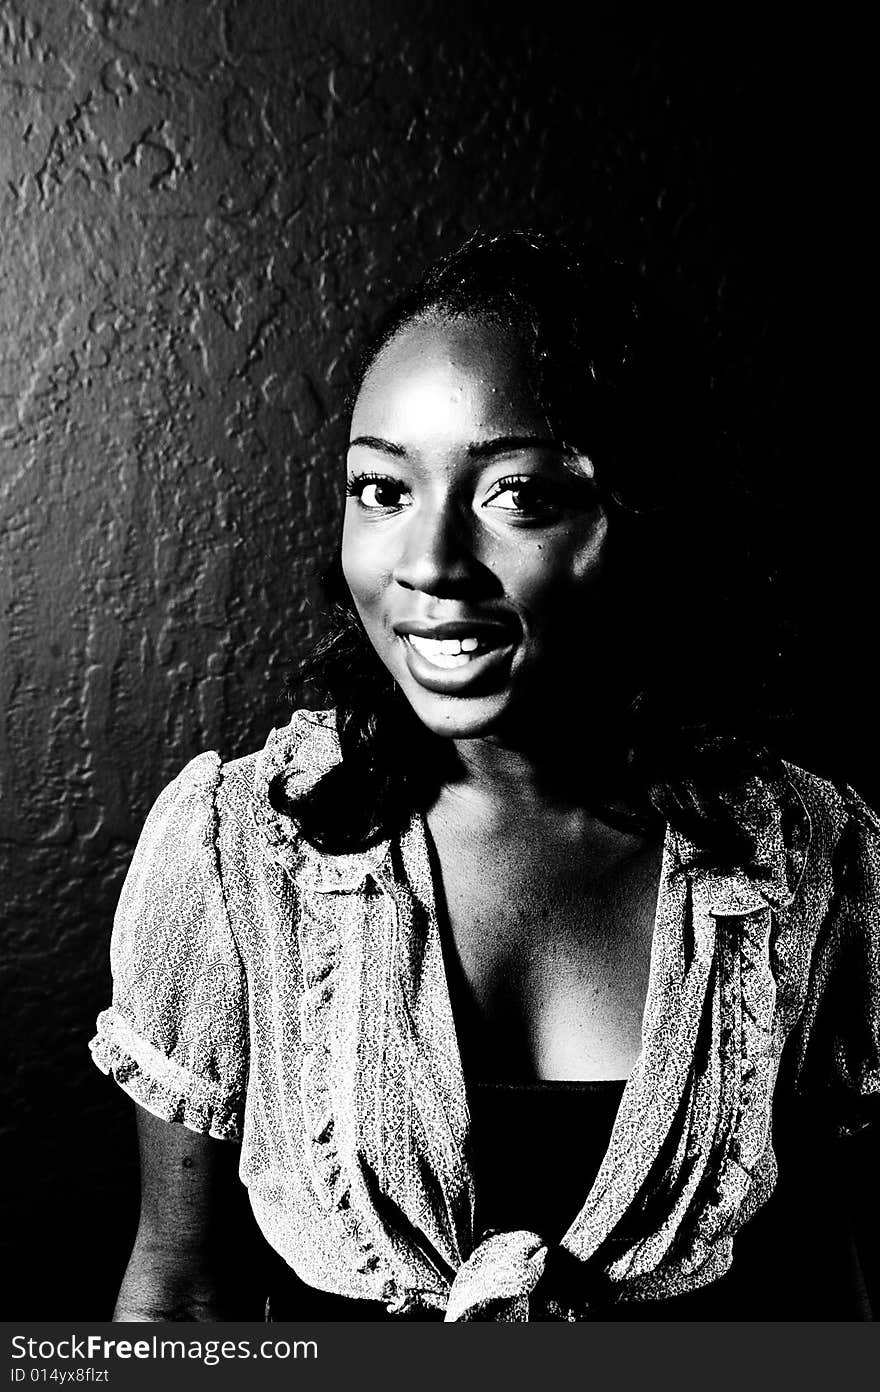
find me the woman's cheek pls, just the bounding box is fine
[507,528,606,599]
[341,530,382,609]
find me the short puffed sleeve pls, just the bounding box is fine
[791,784,880,1137]
[89,752,247,1140]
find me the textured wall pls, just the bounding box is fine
[1,1,872,1316]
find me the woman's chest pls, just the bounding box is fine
[429,824,663,1082]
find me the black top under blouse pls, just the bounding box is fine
[264,1078,876,1320]
[467,1077,627,1245]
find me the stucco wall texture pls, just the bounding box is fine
[1,1,869,1316]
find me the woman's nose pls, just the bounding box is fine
[392,502,481,597]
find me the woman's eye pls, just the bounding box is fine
[347,476,409,510]
[483,478,561,515]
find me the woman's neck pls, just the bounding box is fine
[451,737,587,808]
[422,722,647,835]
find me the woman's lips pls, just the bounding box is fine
[397,629,518,694]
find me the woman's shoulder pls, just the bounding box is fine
[157,709,340,813]
[778,757,880,862]
[219,707,339,811]
[712,758,880,925]
[212,709,342,875]
[772,761,880,918]
[127,711,340,882]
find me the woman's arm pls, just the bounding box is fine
[114,1106,266,1322]
[844,1122,879,1319]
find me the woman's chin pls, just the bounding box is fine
[402,685,514,742]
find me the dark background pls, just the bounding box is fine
[1,1,874,1318]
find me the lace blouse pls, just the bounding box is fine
[90,709,880,1320]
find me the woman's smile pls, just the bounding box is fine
[341,313,609,739]
[396,619,520,691]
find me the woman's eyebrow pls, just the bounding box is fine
[346,434,567,459]
[467,435,566,458]
[347,435,407,456]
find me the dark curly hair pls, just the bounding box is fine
[283,231,788,867]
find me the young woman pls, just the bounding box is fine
[91,233,878,1320]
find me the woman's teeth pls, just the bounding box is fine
[406,634,484,668]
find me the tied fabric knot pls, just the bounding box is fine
[443,1230,549,1322]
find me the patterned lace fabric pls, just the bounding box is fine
[90,709,880,1320]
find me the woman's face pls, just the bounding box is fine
[342,314,610,742]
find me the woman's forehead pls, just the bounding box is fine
[350,315,549,445]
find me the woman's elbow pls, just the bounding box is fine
[112,1233,235,1322]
